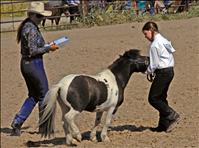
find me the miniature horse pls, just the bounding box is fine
[39,49,149,146]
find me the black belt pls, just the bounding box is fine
[155,67,173,73]
[21,55,42,60]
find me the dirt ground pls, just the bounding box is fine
[1,17,199,148]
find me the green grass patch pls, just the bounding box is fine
[79,5,199,27]
[38,5,199,32]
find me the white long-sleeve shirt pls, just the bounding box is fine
[147,33,176,74]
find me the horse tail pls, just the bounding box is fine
[38,84,61,138]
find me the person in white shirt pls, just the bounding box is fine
[142,21,180,132]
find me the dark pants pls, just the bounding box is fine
[12,57,48,126]
[21,57,48,101]
[148,67,176,128]
[68,5,79,23]
[150,0,155,15]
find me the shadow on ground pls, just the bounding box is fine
[25,124,150,147]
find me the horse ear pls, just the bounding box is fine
[123,49,140,58]
[130,49,140,55]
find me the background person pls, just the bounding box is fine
[136,0,147,15]
[10,2,59,136]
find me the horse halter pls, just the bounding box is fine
[128,57,149,66]
[127,57,149,73]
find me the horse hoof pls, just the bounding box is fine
[75,134,82,142]
[66,139,77,146]
[66,135,73,146]
[72,138,78,144]
[66,140,71,146]
[101,135,110,142]
[90,132,97,142]
[90,136,97,142]
[66,142,77,147]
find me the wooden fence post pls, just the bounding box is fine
[185,0,189,11]
[80,0,88,17]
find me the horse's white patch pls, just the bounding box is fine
[92,69,119,112]
[58,74,78,108]
[64,108,80,131]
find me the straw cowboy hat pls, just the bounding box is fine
[27,2,52,16]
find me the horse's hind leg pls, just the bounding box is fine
[101,107,115,142]
[57,98,73,145]
[64,109,82,143]
[62,117,73,145]
[59,106,78,145]
[90,112,103,142]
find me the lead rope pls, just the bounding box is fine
[147,73,155,82]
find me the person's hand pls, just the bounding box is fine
[142,70,147,74]
[147,73,155,82]
[49,43,59,51]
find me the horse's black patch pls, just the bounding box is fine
[67,75,108,112]
[104,79,108,83]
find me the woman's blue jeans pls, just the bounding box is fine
[12,57,48,126]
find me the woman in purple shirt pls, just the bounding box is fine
[11,2,59,136]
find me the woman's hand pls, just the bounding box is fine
[49,43,59,51]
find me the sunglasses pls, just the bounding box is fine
[36,14,44,18]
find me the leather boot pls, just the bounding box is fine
[166,112,180,132]
[10,121,22,136]
[10,97,37,136]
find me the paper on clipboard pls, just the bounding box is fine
[49,36,69,47]
[54,36,69,46]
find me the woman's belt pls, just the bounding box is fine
[21,54,42,60]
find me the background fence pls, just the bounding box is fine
[1,0,199,33]
[1,0,82,33]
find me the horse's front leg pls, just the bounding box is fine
[90,112,103,142]
[101,107,115,142]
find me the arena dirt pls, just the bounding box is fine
[1,17,199,148]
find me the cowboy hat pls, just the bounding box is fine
[27,2,52,16]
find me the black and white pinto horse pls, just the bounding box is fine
[39,49,149,146]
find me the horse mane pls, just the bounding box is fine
[122,49,140,59]
[108,49,140,69]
